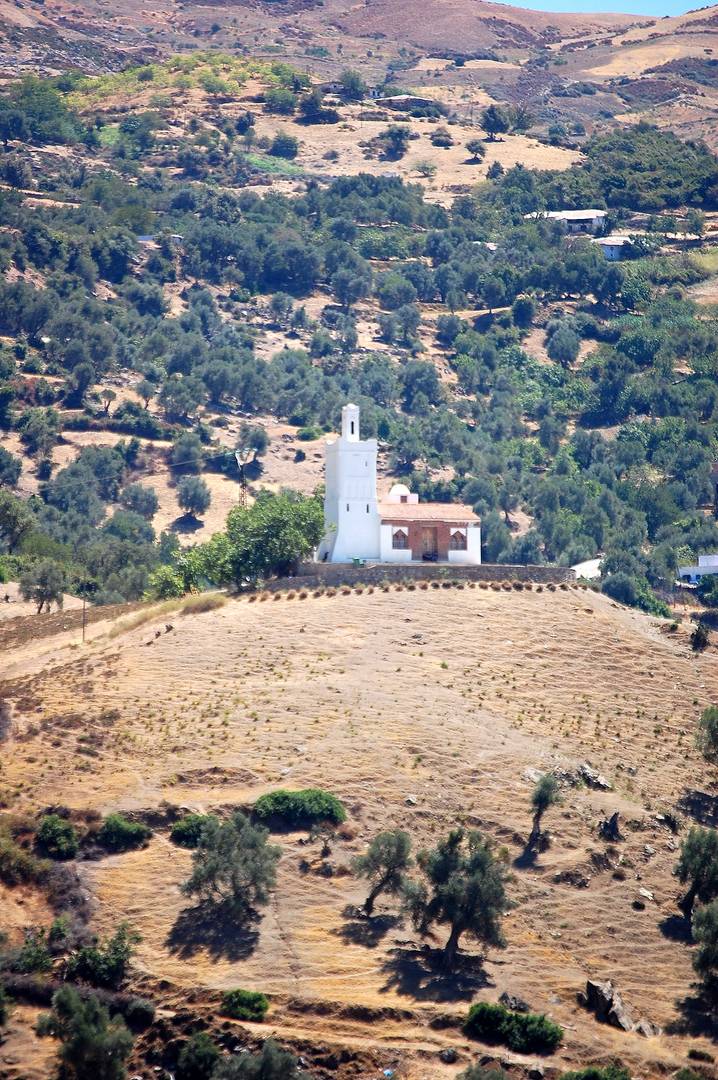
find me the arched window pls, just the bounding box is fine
[392,529,408,550]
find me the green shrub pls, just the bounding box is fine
[464,1001,563,1054]
[65,924,139,990]
[253,788,346,828]
[0,828,49,886]
[36,814,79,860]
[220,987,269,1021]
[97,814,152,853]
[16,928,52,974]
[176,1032,220,1080]
[170,813,218,848]
[123,996,155,1030]
[0,984,10,1026]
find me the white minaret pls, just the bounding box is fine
[319,403,380,562]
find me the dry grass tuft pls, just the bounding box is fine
[299,591,309,600]
[107,601,178,639]
[179,592,226,616]
[273,593,282,601]
[287,591,296,600]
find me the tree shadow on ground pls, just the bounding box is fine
[170,514,203,535]
[166,899,259,961]
[677,789,718,827]
[379,943,491,1003]
[666,987,718,1038]
[659,913,693,943]
[513,845,539,870]
[334,906,402,949]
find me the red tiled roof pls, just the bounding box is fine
[379,502,479,523]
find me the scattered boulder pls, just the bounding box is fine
[633,1019,661,1038]
[438,1048,458,1064]
[578,979,661,1036]
[553,868,590,888]
[499,991,531,1013]
[599,811,622,842]
[579,763,612,791]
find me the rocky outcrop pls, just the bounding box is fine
[578,979,661,1037]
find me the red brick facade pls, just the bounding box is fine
[382,519,462,560]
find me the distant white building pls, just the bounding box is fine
[571,557,603,581]
[525,209,607,235]
[592,235,631,261]
[317,404,481,565]
[678,554,718,585]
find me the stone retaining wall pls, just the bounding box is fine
[260,562,573,592]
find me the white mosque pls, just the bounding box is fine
[317,404,482,565]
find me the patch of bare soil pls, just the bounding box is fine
[2,587,718,1076]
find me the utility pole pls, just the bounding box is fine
[234,449,250,509]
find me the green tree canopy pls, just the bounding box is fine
[403,828,508,970]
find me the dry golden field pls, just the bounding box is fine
[2,584,718,1078]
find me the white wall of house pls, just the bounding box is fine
[447,525,482,565]
[379,524,412,562]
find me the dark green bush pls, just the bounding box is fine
[561,1067,631,1080]
[464,1001,563,1054]
[0,983,10,1026]
[170,813,217,848]
[36,814,79,860]
[65,924,138,990]
[96,814,151,853]
[0,831,49,886]
[123,996,155,1030]
[253,788,346,828]
[176,1032,220,1080]
[221,987,269,1021]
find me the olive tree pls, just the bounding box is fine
[42,986,133,1080]
[697,705,718,763]
[352,830,412,916]
[182,812,281,918]
[212,1039,312,1079]
[403,828,508,971]
[693,898,718,993]
[177,475,211,519]
[20,559,67,613]
[528,773,560,849]
[675,826,718,918]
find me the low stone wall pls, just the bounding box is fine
[261,562,574,592]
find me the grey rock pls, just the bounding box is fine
[405,795,418,806]
[599,811,622,842]
[634,1019,661,1037]
[579,978,659,1036]
[579,979,633,1031]
[579,763,612,791]
[438,1049,458,1064]
[528,1067,545,1079]
[499,991,531,1013]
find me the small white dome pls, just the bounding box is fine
[389,483,411,496]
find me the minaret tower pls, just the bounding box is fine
[319,404,380,562]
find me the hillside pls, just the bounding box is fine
[1,583,718,1078]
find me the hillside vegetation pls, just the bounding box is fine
[1,63,718,623]
[1,582,718,1078]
